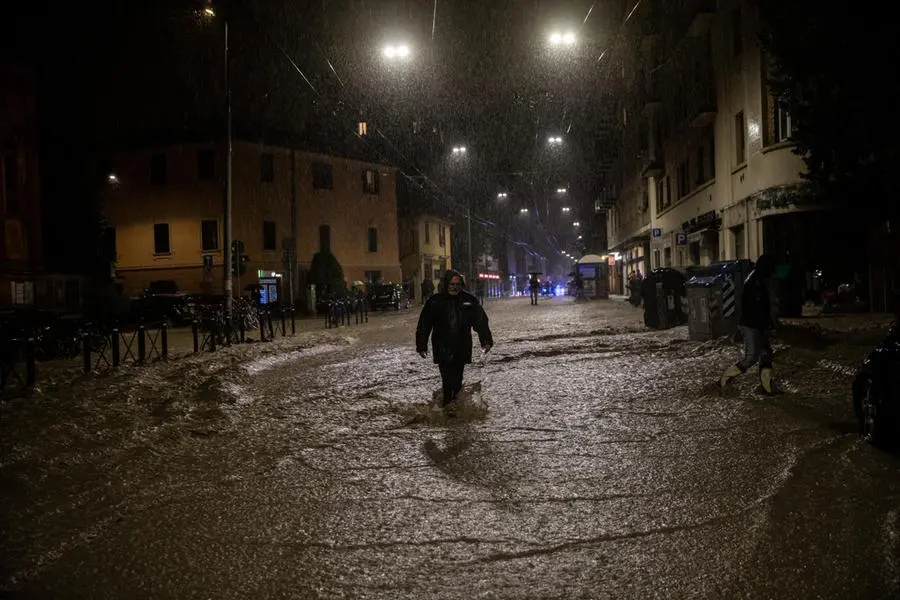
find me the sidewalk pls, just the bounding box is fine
[780,312,894,334]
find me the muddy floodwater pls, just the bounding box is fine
[2,298,899,599]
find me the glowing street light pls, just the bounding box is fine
[107,173,119,184]
[548,136,563,144]
[549,31,576,46]
[573,221,581,227]
[556,187,567,193]
[452,146,467,154]
[497,192,508,199]
[561,207,571,213]
[519,208,529,214]
[383,44,411,59]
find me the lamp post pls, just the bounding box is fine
[223,16,233,328]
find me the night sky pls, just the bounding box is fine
[3,0,619,271]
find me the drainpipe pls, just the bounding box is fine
[289,147,297,307]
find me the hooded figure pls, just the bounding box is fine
[720,254,779,394]
[416,270,494,408]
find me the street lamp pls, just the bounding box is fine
[573,221,581,227]
[549,31,576,46]
[452,146,467,154]
[107,173,119,184]
[519,208,529,214]
[561,207,571,213]
[383,44,411,59]
[497,192,508,199]
[548,136,563,144]
[556,187,567,193]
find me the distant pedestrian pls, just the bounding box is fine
[529,274,540,306]
[416,270,493,410]
[421,278,435,305]
[719,254,779,395]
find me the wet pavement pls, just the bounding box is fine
[2,297,899,599]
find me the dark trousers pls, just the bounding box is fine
[438,361,466,406]
[530,288,538,305]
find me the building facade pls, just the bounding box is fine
[0,65,43,309]
[103,141,401,301]
[399,215,452,299]
[604,0,824,290]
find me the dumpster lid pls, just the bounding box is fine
[686,275,720,287]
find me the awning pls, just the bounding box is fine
[687,228,718,244]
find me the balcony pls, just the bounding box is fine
[640,157,665,179]
[684,0,716,38]
[688,82,717,128]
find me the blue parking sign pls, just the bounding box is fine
[652,228,662,239]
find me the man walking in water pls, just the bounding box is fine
[416,270,493,411]
[719,254,779,395]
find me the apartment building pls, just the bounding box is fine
[604,0,824,288]
[0,64,43,308]
[102,140,401,300]
[399,215,453,297]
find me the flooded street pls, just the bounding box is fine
[2,297,899,599]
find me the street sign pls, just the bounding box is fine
[675,232,687,246]
[652,228,662,239]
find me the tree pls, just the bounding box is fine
[758,0,900,220]
[309,251,345,297]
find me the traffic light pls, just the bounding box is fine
[230,240,249,276]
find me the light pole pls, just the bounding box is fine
[223,15,233,328]
[450,145,474,287]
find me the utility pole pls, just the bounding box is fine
[223,17,234,326]
[467,202,474,286]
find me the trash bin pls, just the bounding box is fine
[684,260,753,341]
[642,268,687,329]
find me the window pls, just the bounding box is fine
[735,111,746,165]
[653,249,661,269]
[313,162,333,190]
[367,227,378,252]
[2,152,19,214]
[731,8,743,57]
[696,147,705,185]
[358,122,368,136]
[424,222,430,243]
[677,160,690,198]
[365,270,381,284]
[260,152,274,183]
[319,224,331,253]
[774,106,793,143]
[664,247,672,267]
[363,169,380,194]
[263,220,277,251]
[150,153,167,185]
[198,149,215,180]
[201,220,219,251]
[439,225,446,246]
[153,223,171,254]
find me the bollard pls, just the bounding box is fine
[259,310,267,341]
[138,325,146,363]
[267,310,274,340]
[82,332,92,374]
[290,307,296,336]
[192,320,200,353]
[239,315,245,343]
[25,336,36,386]
[112,328,121,367]
[281,310,286,337]
[161,322,168,358]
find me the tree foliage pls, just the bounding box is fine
[758,0,899,219]
[309,251,345,297]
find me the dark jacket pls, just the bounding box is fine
[416,290,493,364]
[739,270,773,330]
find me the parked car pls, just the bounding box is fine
[370,283,410,311]
[852,323,900,450]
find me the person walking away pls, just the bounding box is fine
[421,277,435,305]
[416,270,493,411]
[719,254,779,395]
[529,274,540,306]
